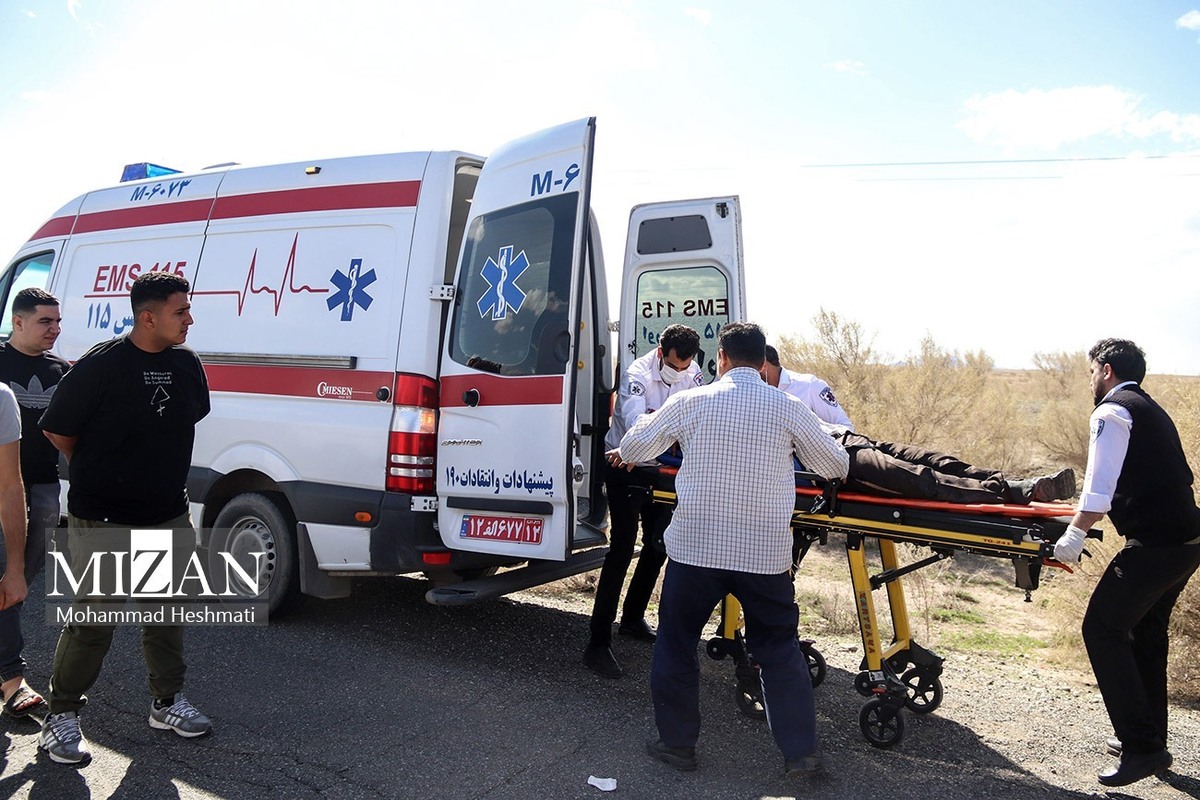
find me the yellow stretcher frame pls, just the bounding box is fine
[651,476,1089,748]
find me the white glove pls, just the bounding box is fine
[1053,525,1088,562]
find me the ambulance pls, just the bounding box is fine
[0,118,745,614]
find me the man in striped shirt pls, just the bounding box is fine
[616,322,848,777]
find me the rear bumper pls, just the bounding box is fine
[190,468,516,574]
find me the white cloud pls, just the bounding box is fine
[21,8,35,18]
[683,7,711,26]
[1176,10,1200,30]
[823,59,867,77]
[66,0,80,20]
[957,86,1200,151]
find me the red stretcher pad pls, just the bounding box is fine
[791,485,1076,519]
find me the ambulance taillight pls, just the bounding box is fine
[387,374,439,494]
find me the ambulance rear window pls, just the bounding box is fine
[636,214,712,255]
[449,194,578,377]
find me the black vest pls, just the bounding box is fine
[1103,385,1200,545]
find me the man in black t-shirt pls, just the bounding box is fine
[0,288,68,720]
[37,272,212,765]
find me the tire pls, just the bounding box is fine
[210,492,301,616]
[735,683,767,720]
[803,645,827,689]
[859,698,905,749]
[901,667,944,714]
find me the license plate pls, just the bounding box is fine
[459,514,545,544]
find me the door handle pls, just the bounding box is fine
[462,388,480,407]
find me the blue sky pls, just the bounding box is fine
[3,1,1199,372]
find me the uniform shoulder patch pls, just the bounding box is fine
[1091,418,1105,440]
[629,380,645,397]
[820,387,839,407]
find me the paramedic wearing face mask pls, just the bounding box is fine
[1053,338,1200,788]
[760,345,853,432]
[582,324,703,679]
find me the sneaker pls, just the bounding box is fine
[148,693,212,738]
[38,711,91,764]
[1032,468,1076,502]
[784,751,825,777]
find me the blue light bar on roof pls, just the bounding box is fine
[120,163,182,182]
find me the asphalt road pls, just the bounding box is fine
[1,570,1192,800]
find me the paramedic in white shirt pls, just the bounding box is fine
[1052,338,1200,788]
[582,324,703,680]
[761,345,853,432]
[617,322,848,777]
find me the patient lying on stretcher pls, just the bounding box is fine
[824,426,1075,505]
[759,351,1074,505]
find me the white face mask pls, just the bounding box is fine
[659,360,685,385]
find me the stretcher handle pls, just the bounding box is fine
[1040,525,1103,571]
[795,473,840,517]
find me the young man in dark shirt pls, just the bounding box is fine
[0,288,68,719]
[38,272,211,765]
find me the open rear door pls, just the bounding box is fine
[618,197,745,383]
[437,118,595,561]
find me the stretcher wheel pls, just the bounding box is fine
[735,684,766,720]
[901,668,943,714]
[859,698,905,749]
[706,638,728,660]
[802,645,826,688]
[853,671,874,697]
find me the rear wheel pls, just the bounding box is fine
[210,492,301,616]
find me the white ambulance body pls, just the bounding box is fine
[0,118,746,613]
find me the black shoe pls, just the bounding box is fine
[646,737,697,771]
[1097,748,1172,787]
[1106,736,1122,757]
[582,644,623,679]
[1032,468,1077,502]
[618,619,657,643]
[784,752,825,777]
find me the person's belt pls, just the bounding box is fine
[1124,535,1200,547]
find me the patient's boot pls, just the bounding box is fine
[1005,479,1038,504]
[1031,468,1076,502]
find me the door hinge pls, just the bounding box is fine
[429,285,455,301]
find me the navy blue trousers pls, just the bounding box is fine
[651,559,816,760]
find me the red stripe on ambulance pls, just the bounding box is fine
[26,181,422,241]
[204,364,393,401]
[210,181,421,219]
[439,374,564,407]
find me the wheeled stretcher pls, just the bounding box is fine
[652,469,1096,748]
